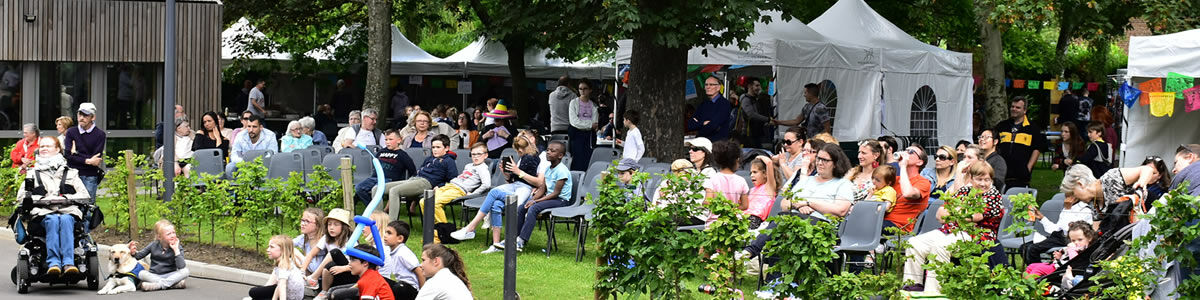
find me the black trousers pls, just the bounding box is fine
[1021,231,1068,264]
[327,249,358,287]
[247,284,277,299]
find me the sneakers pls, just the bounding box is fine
[734,250,752,261]
[863,254,875,269]
[494,239,525,252]
[141,282,161,291]
[481,215,490,229]
[481,246,502,254]
[901,284,924,292]
[314,291,329,300]
[46,265,61,276]
[305,277,319,289]
[514,239,525,252]
[172,280,186,289]
[450,229,475,240]
[495,240,505,249]
[64,265,79,275]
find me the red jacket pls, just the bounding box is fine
[10,138,38,168]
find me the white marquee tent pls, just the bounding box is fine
[386,26,463,76]
[445,38,615,79]
[614,11,885,142]
[221,18,303,64]
[1124,28,1200,167]
[809,0,974,148]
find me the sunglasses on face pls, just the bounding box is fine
[689,146,706,152]
[935,154,952,161]
[782,139,797,146]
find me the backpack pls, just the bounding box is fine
[433,223,461,244]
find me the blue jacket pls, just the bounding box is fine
[417,152,458,188]
[687,94,731,141]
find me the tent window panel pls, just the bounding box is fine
[910,85,937,154]
[817,80,837,128]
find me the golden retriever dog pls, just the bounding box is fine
[98,244,146,295]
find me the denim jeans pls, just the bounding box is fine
[79,175,100,202]
[42,214,76,267]
[518,198,568,242]
[481,183,532,228]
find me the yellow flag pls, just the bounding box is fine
[446,80,458,89]
[1150,92,1175,117]
[1043,81,1056,90]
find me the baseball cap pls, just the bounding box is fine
[77,102,97,116]
[615,158,641,172]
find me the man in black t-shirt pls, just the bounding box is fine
[994,96,1047,188]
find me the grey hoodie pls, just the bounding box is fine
[549,86,576,132]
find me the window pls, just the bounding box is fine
[106,63,158,129]
[39,62,91,131]
[818,80,837,127]
[910,85,937,153]
[0,62,22,130]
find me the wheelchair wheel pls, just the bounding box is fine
[86,255,99,290]
[15,259,29,294]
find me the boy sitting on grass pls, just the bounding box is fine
[380,221,422,299]
[346,244,395,300]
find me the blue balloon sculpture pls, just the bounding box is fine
[343,144,388,267]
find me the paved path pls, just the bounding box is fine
[0,236,256,299]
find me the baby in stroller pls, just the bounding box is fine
[8,136,99,293]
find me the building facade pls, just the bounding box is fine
[0,0,220,153]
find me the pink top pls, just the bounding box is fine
[703,172,750,224]
[745,184,774,220]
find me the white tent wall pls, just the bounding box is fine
[775,40,883,142]
[1124,28,1200,168]
[388,26,463,76]
[446,38,614,79]
[880,72,973,148]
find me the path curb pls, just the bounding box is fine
[0,227,268,286]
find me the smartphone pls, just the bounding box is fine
[502,156,515,169]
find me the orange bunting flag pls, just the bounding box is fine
[1139,78,1163,106]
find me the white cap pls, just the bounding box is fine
[685,137,712,152]
[77,102,97,115]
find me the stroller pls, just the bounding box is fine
[1037,200,1140,299]
[7,193,103,293]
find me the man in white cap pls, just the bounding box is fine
[64,102,105,202]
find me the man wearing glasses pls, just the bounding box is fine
[887,144,932,232]
[994,96,1046,188]
[421,143,493,228]
[354,130,418,206]
[335,109,383,150]
[978,128,1009,190]
[686,76,732,142]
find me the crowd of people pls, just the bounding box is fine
[12,72,1199,298]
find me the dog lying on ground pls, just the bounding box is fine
[98,244,146,295]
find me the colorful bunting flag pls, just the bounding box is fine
[1072,82,1084,90]
[1149,92,1175,117]
[1166,72,1195,100]
[1028,80,1041,90]
[431,78,444,89]
[1013,80,1026,88]
[1005,79,1013,87]
[446,80,458,89]
[1184,86,1200,113]
[1086,82,1099,91]
[1057,81,1070,90]
[1120,82,1141,107]
[1139,78,1163,106]
[1043,81,1056,90]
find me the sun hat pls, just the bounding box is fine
[325,208,353,226]
[685,137,713,153]
[484,98,515,119]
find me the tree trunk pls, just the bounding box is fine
[1052,19,1076,78]
[977,12,1007,129]
[628,29,687,162]
[363,0,392,113]
[503,38,530,125]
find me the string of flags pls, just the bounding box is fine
[1117,72,1199,117]
[1002,78,1100,92]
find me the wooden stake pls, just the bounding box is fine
[340,157,353,211]
[125,150,138,241]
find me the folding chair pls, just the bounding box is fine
[267,152,304,180]
[835,201,889,273]
[192,149,225,177]
[543,171,585,257]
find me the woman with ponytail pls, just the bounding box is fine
[415,244,472,299]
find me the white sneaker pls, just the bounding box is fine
[481,214,490,229]
[481,246,502,254]
[734,250,752,261]
[450,229,475,240]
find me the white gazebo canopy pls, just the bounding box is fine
[445,37,614,79]
[387,26,463,76]
[810,0,974,148]
[1123,28,1200,167]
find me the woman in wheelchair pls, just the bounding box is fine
[16,136,90,276]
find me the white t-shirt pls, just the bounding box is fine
[273,267,305,300]
[622,127,644,160]
[380,244,422,287]
[354,127,379,146]
[415,268,473,300]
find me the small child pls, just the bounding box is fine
[302,208,354,300]
[871,165,898,210]
[1080,121,1112,178]
[363,211,390,244]
[1026,221,1097,277]
[347,244,396,300]
[293,208,327,274]
[744,156,779,229]
[246,235,305,300]
[129,219,189,291]
[380,221,422,299]
[617,110,644,161]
